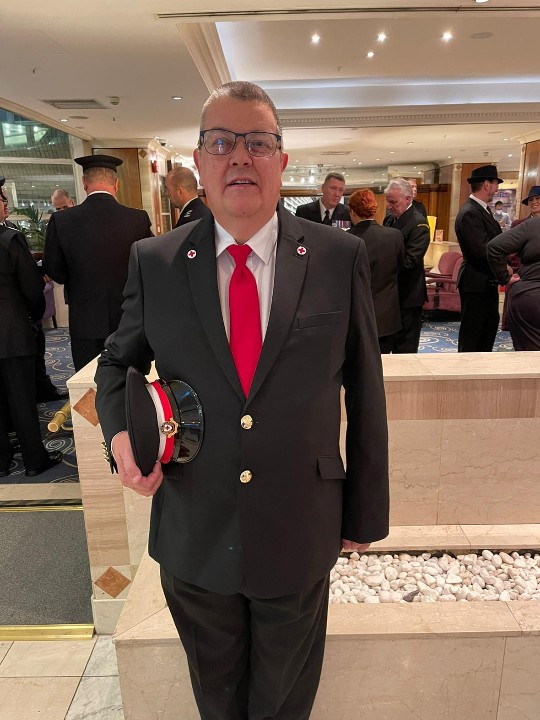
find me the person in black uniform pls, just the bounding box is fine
[164,167,211,228]
[348,188,404,353]
[454,165,503,352]
[384,177,430,353]
[407,178,427,217]
[295,172,351,226]
[43,155,153,371]
[0,200,63,477]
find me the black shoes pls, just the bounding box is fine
[25,450,63,477]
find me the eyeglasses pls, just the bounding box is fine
[198,129,282,158]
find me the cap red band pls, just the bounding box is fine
[150,380,175,464]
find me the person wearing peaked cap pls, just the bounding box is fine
[455,164,504,352]
[42,153,153,371]
[95,81,388,719]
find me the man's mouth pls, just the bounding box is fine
[228,178,257,187]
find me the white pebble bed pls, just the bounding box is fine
[330,550,540,603]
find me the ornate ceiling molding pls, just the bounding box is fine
[279,103,540,129]
[175,23,231,93]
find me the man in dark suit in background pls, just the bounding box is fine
[384,177,430,353]
[165,166,211,228]
[51,189,75,212]
[455,165,503,352]
[407,178,427,218]
[95,81,388,719]
[43,155,152,371]
[295,171,351,226]
[0,200,63,477]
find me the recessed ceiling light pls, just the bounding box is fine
[508,154,513,157]
[413,166,417,169]
[375,158,380,161]
[442,31,453,42]
[407,141,413,145]
[289,176,294,182]
[389,151,395,154]
[172,96,183,101]
[367,51,375,59]
[358,162,362,165]
[448,156,452,159]
[60,118,68,122]
[311,33,320,44]
[503,138,509,141]
[377,32,387,43]
[475,0,490,4]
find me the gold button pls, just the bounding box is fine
[240,415,253,430]
[240,470,252,484]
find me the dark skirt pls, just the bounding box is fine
[507,283,540,351]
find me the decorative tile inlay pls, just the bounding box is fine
[95,567,131,599]
[73,388,99,426]
[138,149,147,158]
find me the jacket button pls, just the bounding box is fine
[240,470,252,484]
[240,415,253,430]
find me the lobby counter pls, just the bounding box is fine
[68,352,540,633]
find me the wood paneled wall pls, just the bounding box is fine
[92,148,143,210]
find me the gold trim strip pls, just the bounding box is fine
[0,624,94,641]
[0,505,83,513]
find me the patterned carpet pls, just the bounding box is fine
[6,327,78,484]
[419,319,514,353]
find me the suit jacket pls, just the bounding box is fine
[455,197,502,292]
[348,220,404,337]
[95,206,389,598]
[174,196,212,228]
[0,226,45,358]
[295,200,351,225]
[43,193,152,339]
[412,199,427,218]
[384,205,430,307]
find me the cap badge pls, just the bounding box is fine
[161,417,179,438]
[187,249,197,259]
[297,246,307,256]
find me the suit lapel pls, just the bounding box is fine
[248,209,308,401]
[184,216,244,400]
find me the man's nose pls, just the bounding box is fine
[229,137,252,164]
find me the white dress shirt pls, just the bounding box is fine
[215,214,278,341]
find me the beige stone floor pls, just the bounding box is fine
[0,636,123,720]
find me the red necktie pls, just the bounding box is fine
[227,244,262,397]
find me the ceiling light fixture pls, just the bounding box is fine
[358,161,362,165]
[172,96,183,101]
[367,51,374,59]
[60,118,68,122]
[442,31,453,42]
[311,33,320,44]
[377,32,387,43]
[508,154,513,157]
[475,0,490,4]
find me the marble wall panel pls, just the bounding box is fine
[497,636,540,720]
[123,489,152,568]
[388,420,442,526]
[438,419,540,525]
[312,637,505,720]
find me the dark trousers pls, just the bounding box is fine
[71,337,106,372]
[34,322,59,399]
[393,306,423,353]
[0,355,48,470]
[458,286,499,352]
[160,569,330,720]
[378,334,396,354]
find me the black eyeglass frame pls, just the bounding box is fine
[198,128,282,157]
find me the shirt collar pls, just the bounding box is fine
[87,190,116,199]
[179,196,197,215]
[470,193,489,211]
[215,213,278,265]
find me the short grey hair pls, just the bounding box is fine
[200,81,283,137]
[51,188,71,201]
[384,178,413,198]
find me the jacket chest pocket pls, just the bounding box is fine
[295,310,342,329]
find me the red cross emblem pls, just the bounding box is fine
[187,249,197,259]
[297,246,307,256]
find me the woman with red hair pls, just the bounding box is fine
[348,189,405,352]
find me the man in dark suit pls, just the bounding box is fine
[43,155,152,371]
[455,164,503,352]
[407,178,427,217]
[384,178,430,353]
[95,81,388,720]
[165,166,211,228]
[51,188,75,212]
[295,171,351,226]
[348,189,404,353]
[0,200,63,477]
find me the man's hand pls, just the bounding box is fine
[112,431,163,496]
[342,539,371,552]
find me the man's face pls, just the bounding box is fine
[52,195,74,211]
[386,188,411,217]
[0,195,6,223]
[408,181,418,199]
[193,97,288,232]
[321,178,345,209]
[164,176,184,210]
[528,195,540,216]
[486,181,500,202]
